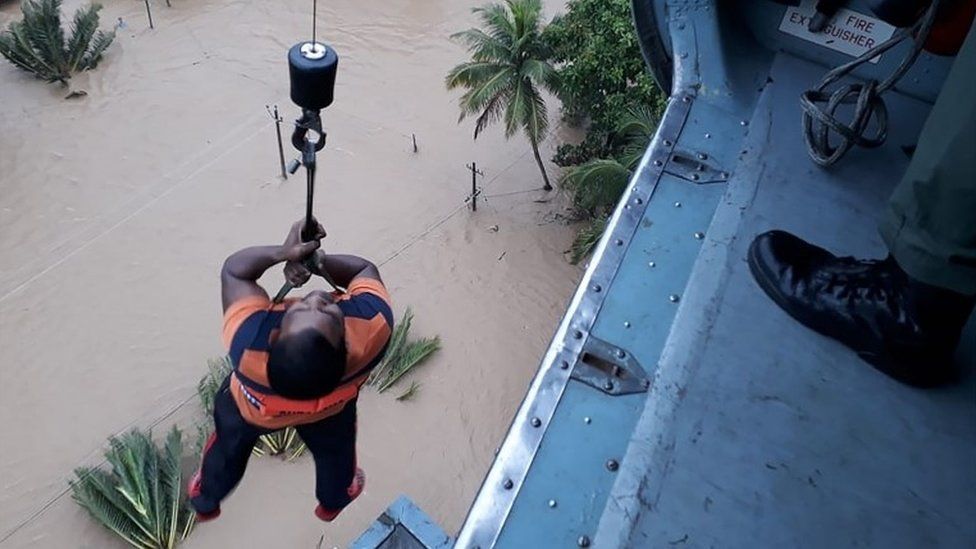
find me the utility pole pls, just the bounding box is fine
[268,105,287,179]
[466,162,484,211]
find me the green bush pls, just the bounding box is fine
[0,0,115,84]
[544,0,665,165]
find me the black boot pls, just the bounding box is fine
[747,230,975,387]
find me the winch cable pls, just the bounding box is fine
[800,0,941,167]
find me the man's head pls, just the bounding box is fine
[267,290,346,399]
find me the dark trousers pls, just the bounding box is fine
[190,376,358,514]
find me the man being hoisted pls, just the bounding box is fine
[188,217,393,522]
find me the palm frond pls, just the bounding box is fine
[255,428,307,459]
[0,0,115,83]
[521,80,549,144]
[473,92,508,139]
[368,308,441,395]
[570,216,609,265]
[377,336,441,393]
[561,158,631,212]
[70,427,193,549]
[449,28,511,63]
[368,309,413,386]
[473,2,516,45]
[521,58,559,94]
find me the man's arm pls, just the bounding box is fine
[311,252,382,287]
[221,219,323,311]
[221,246,287,311]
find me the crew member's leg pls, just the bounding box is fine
[189,376,267,519]
[880,26,976,296]
[748,24,976,386]
[295,399,363,521]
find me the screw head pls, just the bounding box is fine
[578,535,591,547]
[615,239,624,246]
[653,159,663,167]
[503,479,514,490]
[560,360,569,370]
[697,153,708,160]
[663,139,673,147]
[623,321,631,328]
[634,197,643,205]
[694,232,705,240]
[616,349,626,358]
[573,330,583,340]
[583,416,592,424]
[548,499,557,508]
[740,120,749,126]
[648,261,656,268]
[606,459,620,472]
[642,379,651,389]
[604,380,614,391]
[682,94,690,102]
[669,294,681,303]
[530,417,541,428]
[674,201,682,208]
[691,174,700,181]
[704,132,712,139]
[592,284,602,293]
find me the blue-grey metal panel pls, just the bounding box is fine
[494,176,726,547]
[594,52,975,548]
[352,496,453,549]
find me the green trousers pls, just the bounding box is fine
[880,24,976,296]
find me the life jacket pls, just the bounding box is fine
[226,292,390,427]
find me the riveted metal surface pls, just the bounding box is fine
[453,91,695,549]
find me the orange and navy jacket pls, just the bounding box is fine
[221,277,393,429]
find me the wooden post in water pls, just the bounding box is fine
[144,0,154,29]
[273,105,287,179]
[466,162,483,212]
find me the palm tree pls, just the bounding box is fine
[446,0,560,191]
[563,106,657,263]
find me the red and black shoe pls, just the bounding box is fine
[315,468,366,522]
[187,470,221,522]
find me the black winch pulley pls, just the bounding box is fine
[272,29,342,302]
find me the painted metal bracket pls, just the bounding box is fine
[571,337,650,395]
[665,148,730,184]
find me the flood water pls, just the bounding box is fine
[0,0,579,546]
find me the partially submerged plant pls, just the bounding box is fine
[69,427,195,549]
[368,308,441,394]
[0,0,115,85]
[195,356,306,460]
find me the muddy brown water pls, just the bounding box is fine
[0,0,580,546]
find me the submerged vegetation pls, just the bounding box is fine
[69,428,195,549]
[368,308,442,396]
[446,0,561,190]
[0,0,115,84]
[561,106,657,262]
